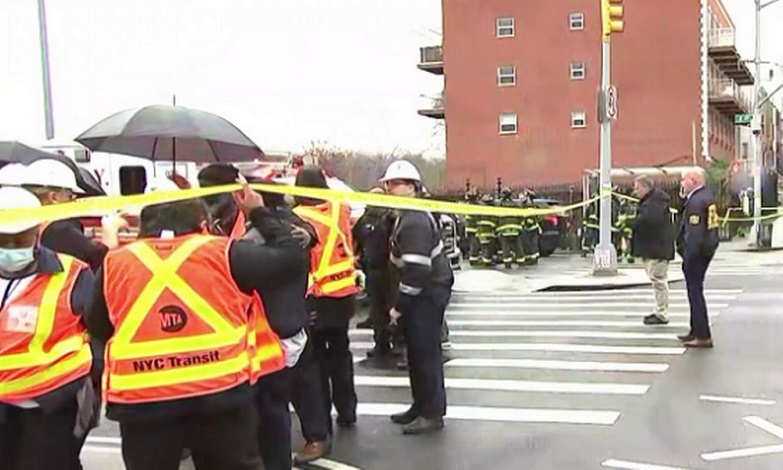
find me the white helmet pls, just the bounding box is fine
[0,160,84,193]
[145,176,181,194]
[379,160,422,183]
[0,186,43,234]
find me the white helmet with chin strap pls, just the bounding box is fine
[379,160,422,183]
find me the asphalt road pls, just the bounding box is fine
[81,248,783,470]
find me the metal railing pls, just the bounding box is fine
[709,78,752,110]
[708,27,736,48]
[419,45,443,65]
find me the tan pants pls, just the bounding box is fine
[643,259,669,319]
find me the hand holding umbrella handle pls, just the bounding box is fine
[233,176,265,214]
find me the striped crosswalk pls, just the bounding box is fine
[349,287,742,427]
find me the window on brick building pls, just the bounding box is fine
[569,13,584,30]
[497,65,516,86]
[497,17,515,37]
[499,113,518,134]
[571,111,587,128]
[570,62,586,80]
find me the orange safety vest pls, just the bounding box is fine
[293,201,358,298]
[0,254,92,403]
[228,211,247,240]
[101,235,284,404]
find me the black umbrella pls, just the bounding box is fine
[0,141,105,196]
[74,105,265,164]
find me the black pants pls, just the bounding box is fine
[291,339,330,442]
[367,267,393,349]
[255,368,294,470]
[0,399,81,470]
[402,288,449,419]
[119,400,261,470]
[499,234,523,264]
[683,254,713,339]
[313,327,358,430]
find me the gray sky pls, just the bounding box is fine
[0,0,780,157]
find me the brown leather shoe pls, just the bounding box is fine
[294,440,330,464]
[682,337,713,348]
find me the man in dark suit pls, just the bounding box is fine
[676,168,719,348]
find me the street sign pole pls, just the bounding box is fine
[593,37,618,275]
[36,0,55,140]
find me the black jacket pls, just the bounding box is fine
[353,208,394,270]
[629,188,675,261]
[242,205,315,339]
[677,186,720,260]
[41,219,109,272]
[391,210,454,313]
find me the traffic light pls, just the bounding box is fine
[601,0,624,39]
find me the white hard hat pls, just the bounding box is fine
[145,176,181,194]
[0,160,84,193]
[0,186,43,234]
[379,160,422,183]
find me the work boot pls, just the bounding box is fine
[366,344,391,358]
[390,408,419,425]
[402,416,444,435]
[294,440,330,464]
[643,314,669,325]
[336,413,357,428]
[677,333,695,342]
[682,337,713,348]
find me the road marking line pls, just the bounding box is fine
[456,289,742,296]
[356,402,620,425]
[701,444,783,461]
[457,294,737,301]
[450,302,729,309]
[445,311,720,318]
[349,341,686,355]
[447,320,689,328]
[350,329,679,340]
[353,376,649,395]
[86,436,121,445]
[699,395,776,406]
[81,445,121,455]
[602,458,692,469]
[446,358,669,373]
[308,458,364,470]
[744,416,783,439]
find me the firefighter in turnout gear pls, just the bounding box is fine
[519,191,541,266]
[476,195,498,266]
[581,195,599,257]
[616,196,637,263]
[463,189,481,266]
[496,188,524,268]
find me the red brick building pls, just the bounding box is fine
[418,0,753,189]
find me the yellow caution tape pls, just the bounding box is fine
[0,183,602,226]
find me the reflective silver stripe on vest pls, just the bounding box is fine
[401,253,431,266]
[431,241,443,258]
[399,283,423,296]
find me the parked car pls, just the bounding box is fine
[532,198,572,257]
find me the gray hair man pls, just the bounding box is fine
[629,176,675,325]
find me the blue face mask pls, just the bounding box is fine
[0,247,35,272]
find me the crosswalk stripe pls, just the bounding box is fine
[446,311,720,318]
[446,320,689,328]
[350,329,679,340]
[354,375,649,394]
[446,358,669,373]
[449,302,729,309]
[510,288,742,295]
[355,403,620,425]
[455,294,738,301]
[350,341,685,355]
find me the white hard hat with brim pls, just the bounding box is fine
[0,160,85,193]
[0,186,43,234]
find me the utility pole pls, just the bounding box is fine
[593,0,624,275]
[751,0,782,248]
[37,0,55,140]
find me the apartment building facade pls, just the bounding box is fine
[418,0,754,188]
